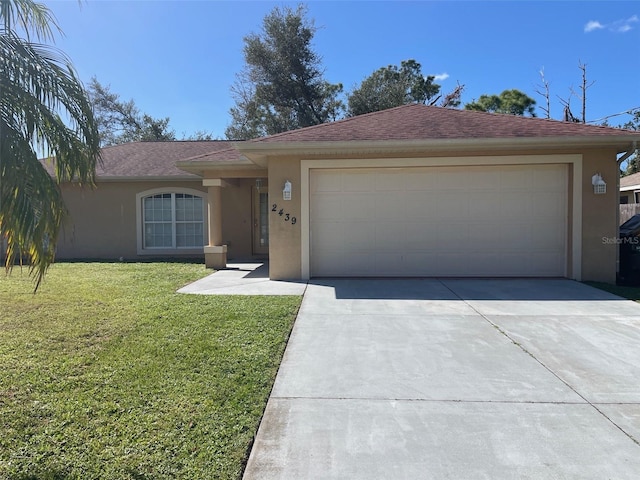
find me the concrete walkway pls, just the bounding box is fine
[243,278,640,479]
[177,262,307,295]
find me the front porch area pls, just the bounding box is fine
[199,175,269,270]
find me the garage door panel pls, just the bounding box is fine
[343,173,374,192]
[375,171,407,191]
[312,252,374,276]
[310,164,567,277]
[432,253,472,275]
[467,254,506,275]
[470,168,502,189]
[436,192,469,218]
[498,255,531,275]
[375,253,408,275]
[496,223,530,249]
[468,192,501,218]
[311,222,344,254]
[405,191,436,218]
[500,194,532,217]
[533,167,567,189]
[341,193,375,220]
[374,192,406,219]
[405,171,436,190]
[344,222,376,251]
[311,194,342,220]
[530,253,566,275]
[533,192,566,217]
[436,169,469,189]
[531,227,565,250]
[312,171,342,192]
[435,222,470,247]
[406,223,437,249]
[402,254,434,275]
[500,168,531,188]
[374,222,406,251]
[469,223,504,251]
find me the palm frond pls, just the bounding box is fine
[0,20,100,290]
[0,0,60,41]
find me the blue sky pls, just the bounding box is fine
[44,0,639,139]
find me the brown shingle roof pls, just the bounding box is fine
[250,104,639,143]
[95,140,235,178]
[49,105,639,178]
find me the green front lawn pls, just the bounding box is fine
[0,262,301,479]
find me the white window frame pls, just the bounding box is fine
[136,187,208,255]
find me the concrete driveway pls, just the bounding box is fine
[242,278,640,479]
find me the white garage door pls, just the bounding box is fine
[310,164,567,277]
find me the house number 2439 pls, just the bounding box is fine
[272,204,297,225]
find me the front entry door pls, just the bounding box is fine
[253,187,269,255]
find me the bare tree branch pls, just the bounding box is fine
[534,67,551,119]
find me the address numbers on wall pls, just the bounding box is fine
[272,203,297,225]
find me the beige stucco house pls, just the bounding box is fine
[57,104,640,284]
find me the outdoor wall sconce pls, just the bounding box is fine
[283,180,292,200]
[592,173,606,195]
[256,178,263,191]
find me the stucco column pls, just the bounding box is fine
[203,179,227,269]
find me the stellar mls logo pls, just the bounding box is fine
[602,237,640,245]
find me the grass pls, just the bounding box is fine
[585,281,640,301]
[0,262,301,479]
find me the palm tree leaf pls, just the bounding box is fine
[0,7,100,290]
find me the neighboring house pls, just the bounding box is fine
[58,104,640,284]
[620,171,640,204]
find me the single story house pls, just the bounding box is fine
[56,104,640,284]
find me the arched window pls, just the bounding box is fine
[136,188,206,254]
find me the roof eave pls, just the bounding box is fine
[95,175,201,182]
[175,161,266,176]
[238,136,640,166]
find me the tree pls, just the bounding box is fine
[88,77,175,145]
[465,89,537,116]
[182,130,217,141]
[347,60,439,116]
[558,61,595,124]
[347,60,463,117]
[621,109,640,175]
[0,0,100,289]
[225,5,343,140]
[534,68,551,119]
[438,82,465,110]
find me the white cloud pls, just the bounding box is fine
[614,15,639,32]
[584,20,604,32]
[585,15,638,33]
[433,73,449,82]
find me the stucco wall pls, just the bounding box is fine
[267,157,302,280]
[581,148,619,283]
[57,180,254,261]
